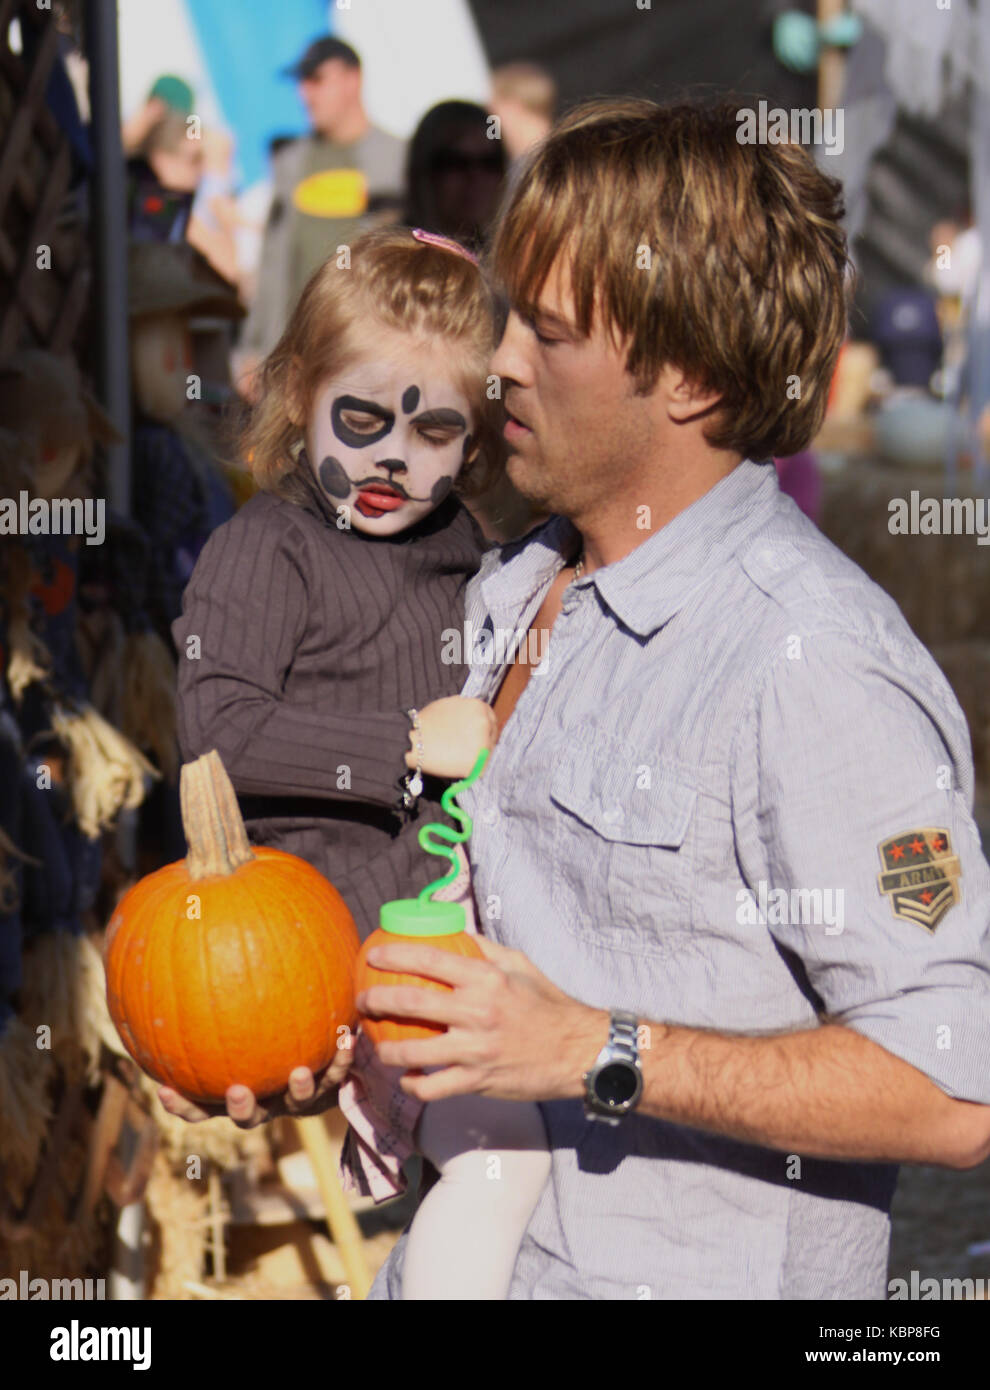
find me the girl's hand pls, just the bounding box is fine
[406,696,497,779]
[157,1042,355,1129]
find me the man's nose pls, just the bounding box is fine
[376,458,407,478]
[489,311,532,393]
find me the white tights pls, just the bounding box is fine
[401,1088,552,1300]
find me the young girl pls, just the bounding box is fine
[171,225,550,1299]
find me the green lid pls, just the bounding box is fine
[380,898,465,936]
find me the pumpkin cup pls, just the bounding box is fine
[103,750,360,1103]
[354,900,485,1045]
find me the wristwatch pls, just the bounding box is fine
[582,1010,643,1124]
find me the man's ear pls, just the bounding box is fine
[665,366,723,425]
[285,357,306,427]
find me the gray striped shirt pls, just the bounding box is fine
[369,457,990,1300]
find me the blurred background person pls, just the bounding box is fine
[228,134,295,309]
[123,74,240,287]
[121,72,194,150]
[235,35,406,401]
[402,100,507,254]
[489,60,557,191]
[399,98,535,542]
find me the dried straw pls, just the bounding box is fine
[4,547,52,702]
[121,631,179,784]
[0,1016,54,1203]
[144,1147,210,1299]
[50,702,159,840]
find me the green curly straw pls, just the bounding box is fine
[416,747,490,903]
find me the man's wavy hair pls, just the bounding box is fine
[243,224,506,505]
[486,97,851,460]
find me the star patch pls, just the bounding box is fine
[876,829,961,932]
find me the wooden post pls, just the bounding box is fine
[294,1117,372,1299]
[208,1167,227,1284]
[82,0,130,514]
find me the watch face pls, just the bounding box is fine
[596,1062,639,1107]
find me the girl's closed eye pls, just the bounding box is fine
[339,410,459,447]
[340,410,382,434]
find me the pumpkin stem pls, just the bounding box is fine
[180,750,256,879]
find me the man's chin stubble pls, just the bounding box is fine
[510,458,592,520]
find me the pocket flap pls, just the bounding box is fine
[548,743,696,847]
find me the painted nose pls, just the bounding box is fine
[378,459,407,479]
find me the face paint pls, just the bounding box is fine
[304,350,476,537]
[331,394,395,449]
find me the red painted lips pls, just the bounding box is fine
[356,483,406,517]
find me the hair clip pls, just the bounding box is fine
[410,227,480,266]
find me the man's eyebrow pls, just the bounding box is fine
[523,304,577,335]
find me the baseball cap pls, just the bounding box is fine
[148,74,195,115]
[282,36,361,80]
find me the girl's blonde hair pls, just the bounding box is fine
[243,224,506,506]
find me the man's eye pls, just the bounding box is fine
[420,431,454,447]
[341,413,380,431]
[531,322,559,346]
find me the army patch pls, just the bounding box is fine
[876,829,961,932]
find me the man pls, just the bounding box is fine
[164,98,990,1300]
[358,98,990,1299]
[489,60,557,204]
[236,36,405,394]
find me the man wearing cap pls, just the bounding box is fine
[237,37,406,394]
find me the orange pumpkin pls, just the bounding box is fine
[104,750,360,1103]
[354,902,485,1044]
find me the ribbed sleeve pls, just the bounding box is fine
[172,500,414,809]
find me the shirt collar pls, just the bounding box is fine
[481,458,780,638]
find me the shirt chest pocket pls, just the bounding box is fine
[548,744,697,958]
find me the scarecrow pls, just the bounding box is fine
[0,351,156,1083]
[127,239,244,648]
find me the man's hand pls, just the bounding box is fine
[157,1043,355,1129]
[357,937,608,1103]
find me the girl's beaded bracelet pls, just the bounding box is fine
[401,706,425,811]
